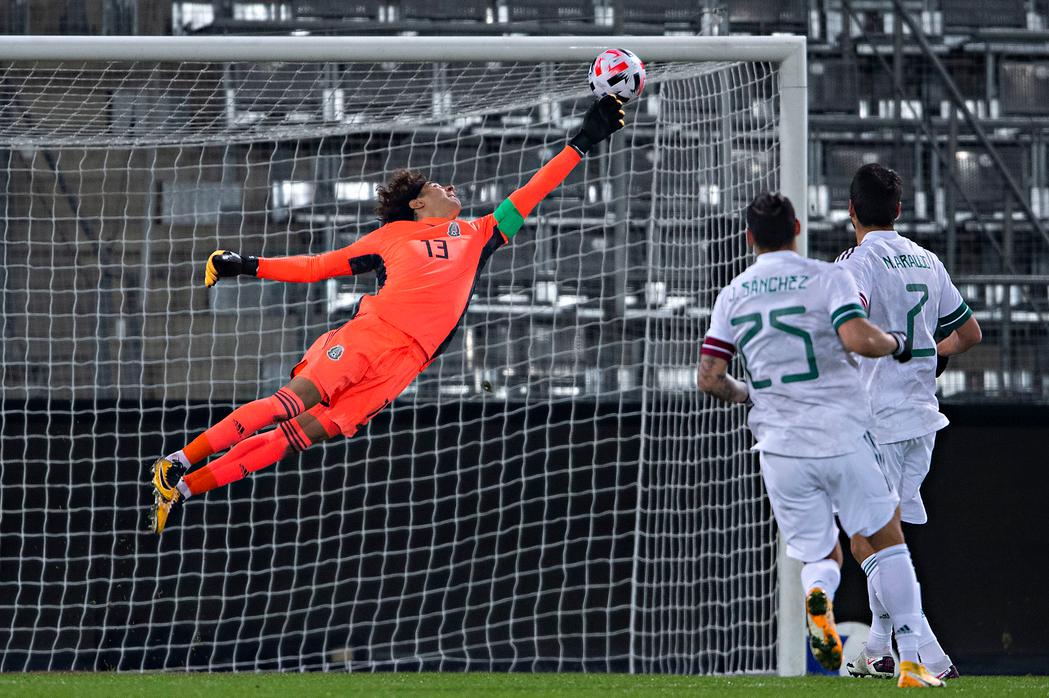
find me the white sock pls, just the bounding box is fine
[800,558,841,599]
[917,606,951,674]
[861,553,893,655]
[167,450,190,470]
[874,544,923,664]
[176,481,192,499]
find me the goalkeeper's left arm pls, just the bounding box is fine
[487,95,625,242]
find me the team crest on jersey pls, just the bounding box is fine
[447,222,461,237]
[327,345,344,361]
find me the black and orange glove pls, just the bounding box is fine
[569,95,626,155]
[204,249,258,287]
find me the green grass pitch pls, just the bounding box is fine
[1,672,1046,697]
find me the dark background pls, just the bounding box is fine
[1,399,1044,674]
[832,403,1049,675]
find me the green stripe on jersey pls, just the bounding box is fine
[831,303,866,330]
[938,302,973,333]
[494,198,525,239]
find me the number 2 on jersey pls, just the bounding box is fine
[904,283,936,357]
[731,305,819,389]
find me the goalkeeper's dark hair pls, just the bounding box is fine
[746,192,796,250]
[849,163,902,228]
[375,169,428,224]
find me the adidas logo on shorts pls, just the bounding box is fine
[327,345,344,361]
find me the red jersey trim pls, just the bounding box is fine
[701,335,735,360]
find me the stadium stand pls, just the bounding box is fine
[1,0,1045,404]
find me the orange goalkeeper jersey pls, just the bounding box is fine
[256,145,582,358]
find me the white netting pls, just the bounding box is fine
[0,51,779,673]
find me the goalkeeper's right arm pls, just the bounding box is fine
[204,229,389,287]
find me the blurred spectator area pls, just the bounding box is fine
[1,0,1047,403]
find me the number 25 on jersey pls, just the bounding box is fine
[731,305,819,388]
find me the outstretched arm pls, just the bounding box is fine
[490,95,625,241]
[255,244,377,283]
[204,229,387,286]
[492,147,581,241]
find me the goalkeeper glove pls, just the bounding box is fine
[204,249,258,288]
[887,331,912,363]
[569,95,626,155]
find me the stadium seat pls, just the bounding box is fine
[809,58,860,115]
[999,61,1049,116]
[546,219,646,286]
[291,0,385,21]
[728,0,807,34]
[946,144,1030,214]
[616,0,701,29]
[500,0,595,24]
[479,233,540,288]
[861,61,928,119]
[822,142,920,217]
[227,63,324,123]
[941,0,1028,30]
[930,56,989,116]
[400,0,491,22]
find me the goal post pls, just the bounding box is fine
[0,35,806,674]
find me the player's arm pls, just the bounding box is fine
[697,354,749,404]
[204,230,386,287]
[934,314,981,376]
[827,267,910,361]
[931,260,981,369]
[697,302,748,404]
[836,317,910,361]
[936,311,981,357]
[487,96,624,242]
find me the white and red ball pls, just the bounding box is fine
[588,48,646,102]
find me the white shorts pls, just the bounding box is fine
[759,435,899,563]
[877,432,936,525]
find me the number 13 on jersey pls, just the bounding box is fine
[422,240,450,259]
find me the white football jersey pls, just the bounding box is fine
[836,230,972,443]
[702,250,874,458]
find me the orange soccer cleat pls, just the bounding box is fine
[805,587,843,671]
[897,660,947,688]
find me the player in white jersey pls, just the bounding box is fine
[698,193,945,687]
[837,164,982,680]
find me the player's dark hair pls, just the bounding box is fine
[746,192,796,250]
[849,163,902,228]
[375,169,427,224]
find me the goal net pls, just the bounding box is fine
[0,36,805,673]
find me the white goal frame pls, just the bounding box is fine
[0,34,807,676]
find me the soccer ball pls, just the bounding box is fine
[588,48,646,102]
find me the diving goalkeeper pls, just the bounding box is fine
[149,95,626,534]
